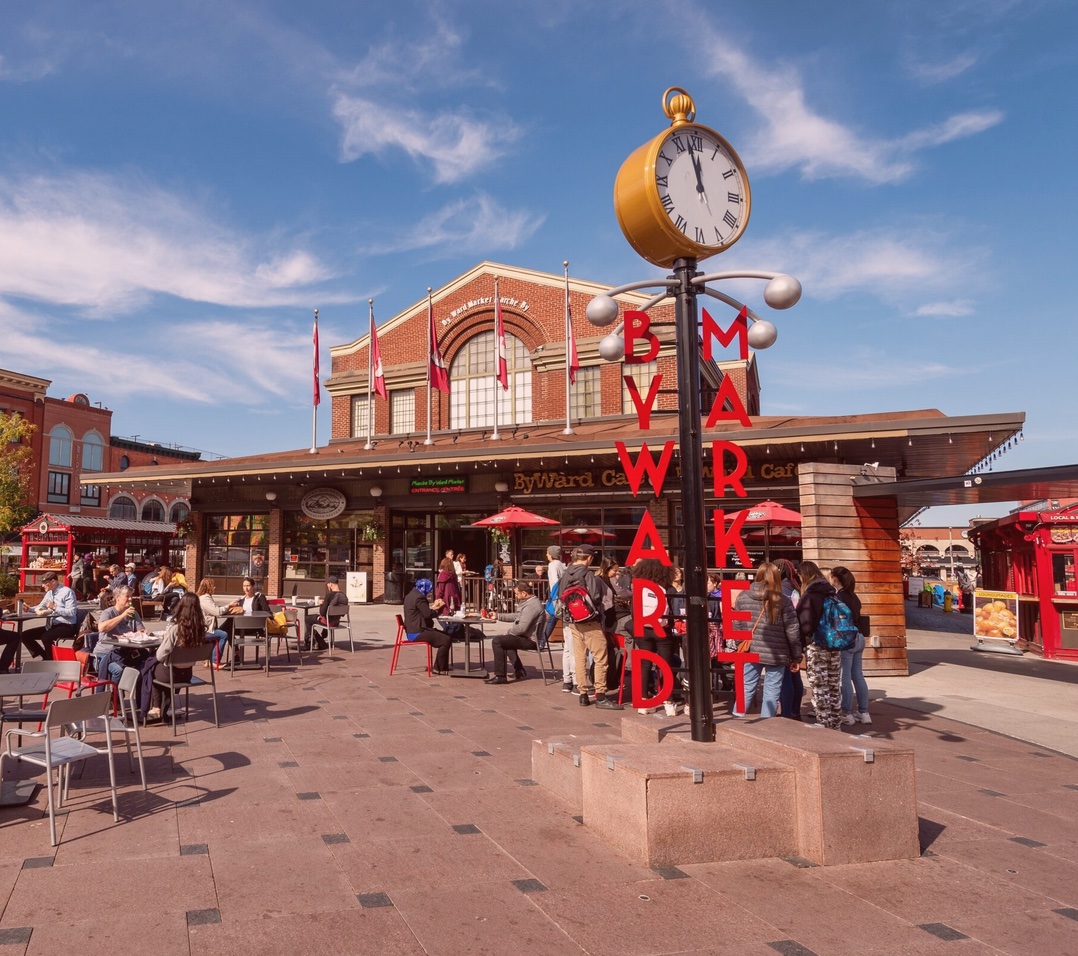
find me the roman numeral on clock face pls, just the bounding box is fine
[723,210,737,229]
[674,214,687,233]
[660,193,674,212]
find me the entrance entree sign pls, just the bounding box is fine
[616,306,761,711]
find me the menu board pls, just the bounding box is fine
[973,590,1020,643]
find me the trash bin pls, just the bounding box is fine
[943,591,953,613]
[383,570,409,604]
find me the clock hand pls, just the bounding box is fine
[688,145,712,212]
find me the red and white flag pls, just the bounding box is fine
[428,297,450,393]
[370,305,387,400]
[312,309,321,406]
[494,278,508,390]
[566,294,580,385]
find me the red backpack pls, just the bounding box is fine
[561,583,599,624]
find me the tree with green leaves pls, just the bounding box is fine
[0,413,35,536]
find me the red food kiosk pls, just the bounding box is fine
[18,513,182,597]
[969,504,1078,661]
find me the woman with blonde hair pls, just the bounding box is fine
[196,577,230,669]
[732,562,801,718]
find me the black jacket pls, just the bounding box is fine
[318,589,349,624]
[403,588,438,635]
[835,588,865,635]
[798,579,836,646]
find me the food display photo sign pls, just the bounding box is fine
[973,590,1020,644]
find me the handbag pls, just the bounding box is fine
[736,606,766,654]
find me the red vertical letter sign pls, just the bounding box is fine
[631,650,674,709]
[616,440,675,498]
[623,373,663,429]
[713,509,751,568]
[705,376,752,428]
[632,577,669,638]
[702,305,749,361]
[626,512,672,566]
[623,310,661,363]
[712,440,749,498]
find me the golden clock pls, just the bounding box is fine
[614,88,751,267]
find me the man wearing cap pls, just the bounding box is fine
[305,576,349,650]
[122,563,139,590]
[486,581,543,685]
[402,578,452,674]
[14,571,79,664]
[559,545,622,709]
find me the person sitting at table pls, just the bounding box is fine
[402,578,452,675]
[151,566,171,598]
[225,576,271,616]
[17,571,79,664]
[122,562,139,590]
[486,581,543,684]
[305,576,348,651]
[196,577,230,669]
[146,592,207,722]
[107,564,125,591]
[435,552,462,613]
[95,585,146,684]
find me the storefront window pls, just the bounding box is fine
[1052,552,1077,594]
[283,512,375,591]
[204,514,271,593]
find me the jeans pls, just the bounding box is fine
[736,662,786,718]
[840,633,869,713]
[779,667,804,720]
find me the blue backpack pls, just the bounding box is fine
[814,596,860,650]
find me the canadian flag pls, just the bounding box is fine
[495,279,508,390]
[370,312,387,400]
[429,299,450,393]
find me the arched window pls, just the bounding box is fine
[82,431,104,472]
[449,331,532,429]
[49,425,73,467]
[109,495,137,520]
[119,455,130,471]
[170,502,190,524]
[141,499,165,522]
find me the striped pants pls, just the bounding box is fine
[807,645,843,729]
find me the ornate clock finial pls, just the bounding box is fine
[662,87,696,127]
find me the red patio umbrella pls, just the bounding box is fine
[551,527,616,545]
[729,500,802,562]
[470,506,559,574]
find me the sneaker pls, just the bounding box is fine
[840,713,856,726]
[146,707,161,721]
[561,681,575,693]
[578,693,591,707]
[858,712,872,724]
[637,707,656,715]
[595,696,623,711]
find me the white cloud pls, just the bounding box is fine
[914,300,975,317]
[689,13,1002,184]
[770,350,963,391]
[0,170,342,315]
[736,227,986,304]
[369,193,545,256]
[905,52,980,84]
[332,94,520,185]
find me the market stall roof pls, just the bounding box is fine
[84,407,1025,493]
[20,513,178,535]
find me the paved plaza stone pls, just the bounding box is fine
[1,602,1076,955]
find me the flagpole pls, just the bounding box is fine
[425,288,434,445]
[491,276,501,441]
[310,308,319,454]
[563,261,575,435]
[365,299,374,451]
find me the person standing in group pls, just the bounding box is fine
[538,545,573,692]
[798,561,843,729]
[486,581,543,684]
[597,557,620,635]
[831,566,871,725]
[436,551,462,613]
[777,559,804,720]
[731,562,801,718]
[402,578,452,675]
[625,558,681,715]
[560,545,621,710]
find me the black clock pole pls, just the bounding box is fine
[671,257,715,742]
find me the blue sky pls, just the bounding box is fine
[1,0,1074,525]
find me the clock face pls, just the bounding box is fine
[654,126,750,252]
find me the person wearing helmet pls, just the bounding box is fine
[402,578,452,675]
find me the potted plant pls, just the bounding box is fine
[360,521,385,543]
